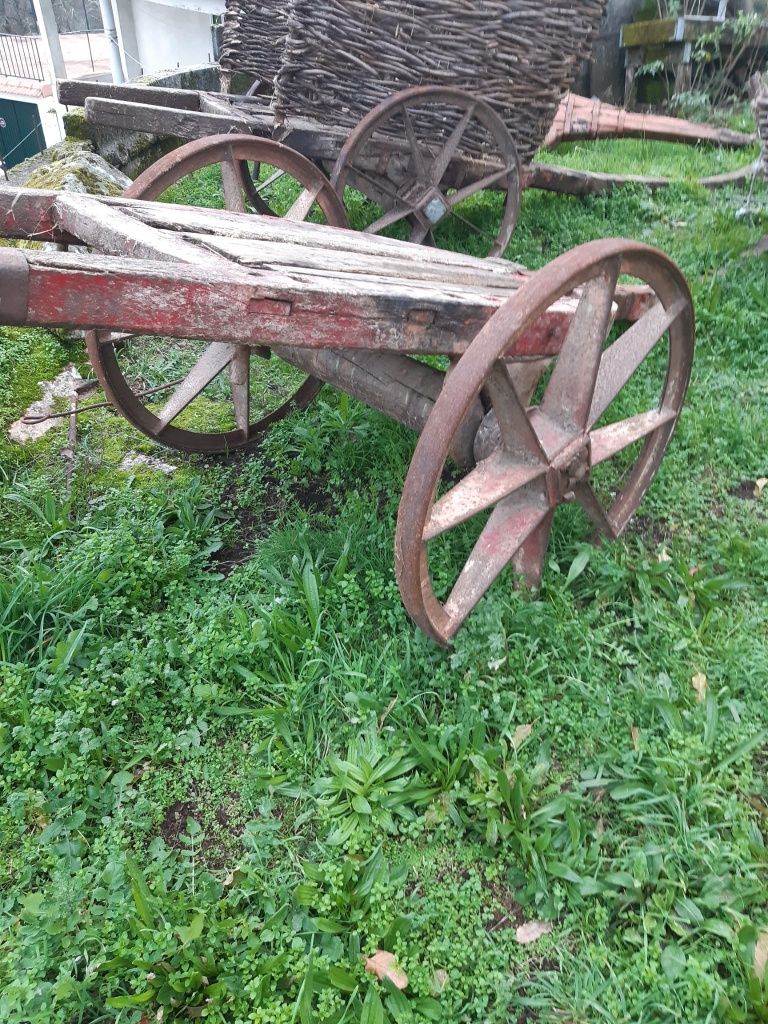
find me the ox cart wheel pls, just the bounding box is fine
[395,239,694,645]
[86,136,348,454]
[332,86,521,257]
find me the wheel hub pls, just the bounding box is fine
[399,179,450,224]
[421,190,450,224]
[565,443,591,486]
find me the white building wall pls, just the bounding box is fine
[34,94,62,146]
[131,0,221,75]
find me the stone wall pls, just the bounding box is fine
[0,0,102,36]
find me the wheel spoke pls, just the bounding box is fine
[409,217,432,244]
[402,106,430,184]
[221,148,246,214]
[254,168,286,193]
[432,104,475,185]
[447,164,515,207]
[540,259,620,434]
[512,510,554,586]
[230,345,251,436]
[506,358,551,406]
[347,165,405,205]
[366,204,414,235]
[154,342,234,431]
[573,482,617,539]
[95,331,137,345]
[285,185,322,222]
[484,362,547,462]
[443,486,550,633]
[447,207,500,246]
[588,297,688,427]
[424,450,547,541]
[590,407,676,467]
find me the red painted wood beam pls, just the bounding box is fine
[0,248,588,360]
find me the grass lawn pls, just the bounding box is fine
[1,135,768,1024]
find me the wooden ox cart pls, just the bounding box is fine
[0,178,693,644]
[58,0,606,256]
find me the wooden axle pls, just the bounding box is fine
[276,346,483,467]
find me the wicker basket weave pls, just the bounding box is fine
[221,0,605,165]
[219,0,292,87]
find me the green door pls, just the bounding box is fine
[0,97,45,170]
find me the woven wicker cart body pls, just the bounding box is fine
[219,0,290,88]
[220,0,606,166]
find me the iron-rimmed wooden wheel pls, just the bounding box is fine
[395,238,694,645]
[332,85,521,257]
[86,136,348,454]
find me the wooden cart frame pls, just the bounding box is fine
[0,182,694,644]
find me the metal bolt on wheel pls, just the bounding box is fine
[395,238,694,645]
[87,135,348,454]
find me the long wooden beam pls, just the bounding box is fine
[83,97,259,139]
[58,79,203,110]
[0,245,585,359]
[526,159,760,195]
[545,92,755,149]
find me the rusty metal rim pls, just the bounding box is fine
[395,237,694,645]
[127,134,348,226]
[88,135,349,454]
[332,85,521,257]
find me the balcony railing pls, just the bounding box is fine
[0,33,46,82]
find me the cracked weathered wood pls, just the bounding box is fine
[545,92,754,150]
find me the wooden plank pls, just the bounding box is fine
[525,162,671,195]
[188,233,528,293]
[125,200,529,275]
[0,187,649,325]
[51,194,238,271]
[0,189,74,243]
[58,79,203,110]
[20,250,490,353]
[18,249,577,359]
[83,97,263,139]
[0,187,526,276]
[0,185,529,278]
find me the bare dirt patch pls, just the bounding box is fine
[484,879,526,933]
[159,789,244,870]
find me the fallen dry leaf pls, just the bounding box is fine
[365,950,408,990]
[755,478,768,499]
[755,929,768,981]
[515,920,553,945]
[630,725,640,751]
[691,672,707,703]
[511,723,533,748]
